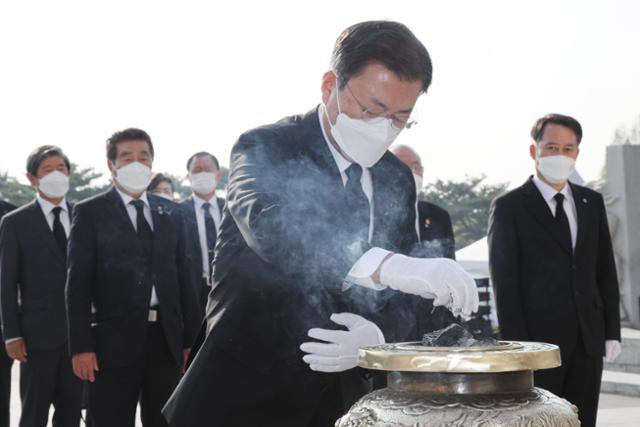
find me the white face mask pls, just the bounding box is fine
[536,153,576,184]
[413,173,423,196]
[325,91,402,168]
[114,162,152,193]
[38,170,69,198]
[190,172,218,195]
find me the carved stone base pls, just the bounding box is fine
[336,387,579,427]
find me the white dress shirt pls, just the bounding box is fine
[317,106,393,289]
[532,175,578,250]
[37,194,70,236]
[193,194,221,279]
[115,188,159,307]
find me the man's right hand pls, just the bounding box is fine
[72,352,99,382]
[5,339,27,362]
[379,254,479,319]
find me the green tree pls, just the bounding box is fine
[68,164,110,202]
[0,172,33,207]
[420,175,508,250]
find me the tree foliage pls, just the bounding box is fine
[420,175,508,250]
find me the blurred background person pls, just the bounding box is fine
[148,173,175,201]
[0,146,82,427]
[180,152,224,315]
[0,199,16,427]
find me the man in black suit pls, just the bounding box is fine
[391,144,456,259]
[488,114,621,427]
[163,21,478,427]
[0,146,82,426]
[0,199,16,427]
[65,128,200,427]
[180,152,225,315]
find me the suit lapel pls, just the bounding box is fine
[521,178,572,255]
[570,182,589,260]
[105,187,143,253]
[29,201,65,264]
[148,195,164,268]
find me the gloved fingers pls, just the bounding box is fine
[432,291,452,307]
[309,363,343,373]
[303,354,339,365]
[330,312,367,329]
[299,341,343,357]
[307,327,349,343]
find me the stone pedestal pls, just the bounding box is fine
[604,145,640,328]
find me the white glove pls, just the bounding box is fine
[299,313,384,373]
[379,254,479,319]
[605,340,622,362]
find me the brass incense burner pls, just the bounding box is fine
[336,341,580,427]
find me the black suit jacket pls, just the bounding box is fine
[488,177,620,357]
[0,200,71,350]
[164,107,419,423]
[417,200,455,260]
[65,188,200,368]
[0,200,17,344]
[179,195,225,284]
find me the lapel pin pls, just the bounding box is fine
[425,219,431,228]
[582,198,587,204]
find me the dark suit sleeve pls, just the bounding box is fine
[595,195,621,341]
[226,131,361,283]
[0,216,21,341]
[176,210,201,347]
[65,203,96,355]
[443,212,456,260]
[488,197,529,340]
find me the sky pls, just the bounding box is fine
[1,0,639,189]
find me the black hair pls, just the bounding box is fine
[331,20,433,93]
[26,145,71,176]
[186,151,220,171]
[148,173,175,193]
[531,114,583,145]
[106,128,155,162]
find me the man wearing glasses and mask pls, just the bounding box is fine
[163,21,479,427]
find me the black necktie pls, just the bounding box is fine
[130,199,153,260]
[554,193,572,251]
[202,202,217,268]
[51,206,67,260]
[344,164,370,245]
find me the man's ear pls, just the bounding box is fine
[26,172,38,187]
[529,143,537,161]
[321,71,337,106]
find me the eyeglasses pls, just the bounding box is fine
[344,83,418,130]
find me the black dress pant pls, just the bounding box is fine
[534,330,603,427]
[0,347,12,427]
[89,322,180,427]
[19,343,83,427]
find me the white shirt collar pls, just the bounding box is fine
[532,175,573,202]
[115,187,150,208]
[36,194,68,215]
[317,104,357,174]
[193,194,217,210]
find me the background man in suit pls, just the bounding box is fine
[391,144,456,259]
[488,113,621,427]
[180,152,224,314]
[164,21,478,427]
[65,128,200,427]
[0,199,16,427]
[0,146,82,426]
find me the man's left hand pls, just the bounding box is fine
[300,313,384,373]
[605,340,622,362]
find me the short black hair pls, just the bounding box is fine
[531,114,583,145]
[331,20,433,93]
[26,145,71,176]
[148,173,175,193]
[106,128,155,162]
[186,151,220,171]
